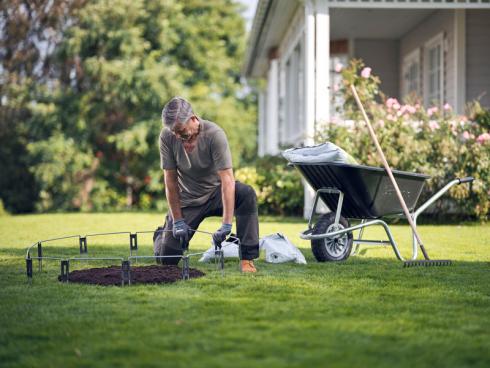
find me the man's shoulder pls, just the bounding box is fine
[159,127,175,143]
[201,120,226,139]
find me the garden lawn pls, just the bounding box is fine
[0,213,489,368]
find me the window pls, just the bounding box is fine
[424,34,444,107]
[402,49,420,99]
[282,42,304,144]
[330,54,348,118]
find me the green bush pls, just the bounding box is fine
[236,156,303,216]
[320,59,490,220]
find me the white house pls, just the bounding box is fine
[242,0,490,216]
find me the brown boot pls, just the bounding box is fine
[240,260,257,273]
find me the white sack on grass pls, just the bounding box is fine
[260,233,307,264]
[282,142,358,165]
[198,240,240,263]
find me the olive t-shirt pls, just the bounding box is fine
[159,119,233,207]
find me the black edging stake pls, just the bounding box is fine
[182,256,190,280]
[130,234,138,255]
[121,260,131,286]
[26,257,33,281]
[37,242,43,272]
[60,260,69,282]
[79,237,87,254]
[219,249,225,275]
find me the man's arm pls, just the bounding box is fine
[218,168,235,225]
[164,169,183,220]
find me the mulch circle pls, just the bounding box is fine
[58,265,205,286]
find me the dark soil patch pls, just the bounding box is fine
[58,265,205,286]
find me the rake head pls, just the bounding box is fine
[403,260,452,267]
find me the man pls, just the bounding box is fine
[153,96,259,273]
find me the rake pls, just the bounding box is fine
[351,85,452,267]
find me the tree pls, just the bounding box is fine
[0,0,257,212]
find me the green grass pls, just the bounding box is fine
[0,213,489,368]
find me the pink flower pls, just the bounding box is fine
[405,105,416,114]
[333,84,340,92]
[476,132,490,144]
[429,120,440,131]
[361,67,372,78]
[386,98,399,109]
[386,98,394,108]
[427,107,438,116]
[443,103,452,110]
[462,131,471,140]
[449,120,457,129]
[393,102,401,110]
[335,63,343,73]
[415,103,420,109]
[387,114,396,121]
[377,120,385,128]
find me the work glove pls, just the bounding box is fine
[212,223,232,248]
[172,219,190,246]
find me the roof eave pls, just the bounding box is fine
[242,0,273,78]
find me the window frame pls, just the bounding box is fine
[423,33,445,107]
[280,38,305,145]
[401,48,421,99]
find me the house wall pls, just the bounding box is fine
[466,10,490,108]
[400,10,456,106]
[354,39,400,99]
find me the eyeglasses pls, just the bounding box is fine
[172,120,201,142]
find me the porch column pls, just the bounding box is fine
[265,58,279,155]
[315,1,330,126]
[304,0,315,147]
[454,9,466,114]
[303,0,330,218]
[258,89,266,157]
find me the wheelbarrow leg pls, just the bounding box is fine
[402,178,473,267]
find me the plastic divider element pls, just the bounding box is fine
[121,260,131,286]
[26,257,33,280]
[37,242,43,272]
[182,256,190,280]
[60,260,70,282]
[79,237,87,254]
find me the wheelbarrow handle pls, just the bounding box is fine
[458,176,474,184]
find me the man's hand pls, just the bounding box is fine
[172,219,190,245]
[212,223,232,248]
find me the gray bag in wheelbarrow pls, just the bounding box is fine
[282,142,357,164]
[260,233,307,264]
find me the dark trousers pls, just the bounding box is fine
[153,182,260,264]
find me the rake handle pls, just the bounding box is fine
[350,85,427,254]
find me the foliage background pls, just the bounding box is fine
[0,0,256,213]
[237,60,490,220]
[323,60,489,220]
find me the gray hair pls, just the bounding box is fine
[161,96,195,129]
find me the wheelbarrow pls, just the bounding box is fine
[291,161,474,265]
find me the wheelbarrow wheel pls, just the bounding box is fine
[311,213,353,262]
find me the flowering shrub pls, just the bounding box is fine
[235,156,303,216]
[320,59,490,220]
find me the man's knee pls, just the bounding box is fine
[153,225,183,265]
[235,183,258,216]
[155,245,182,265]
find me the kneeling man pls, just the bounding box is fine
[154,97,259,272]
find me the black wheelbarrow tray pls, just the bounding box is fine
[291,161,474,263]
